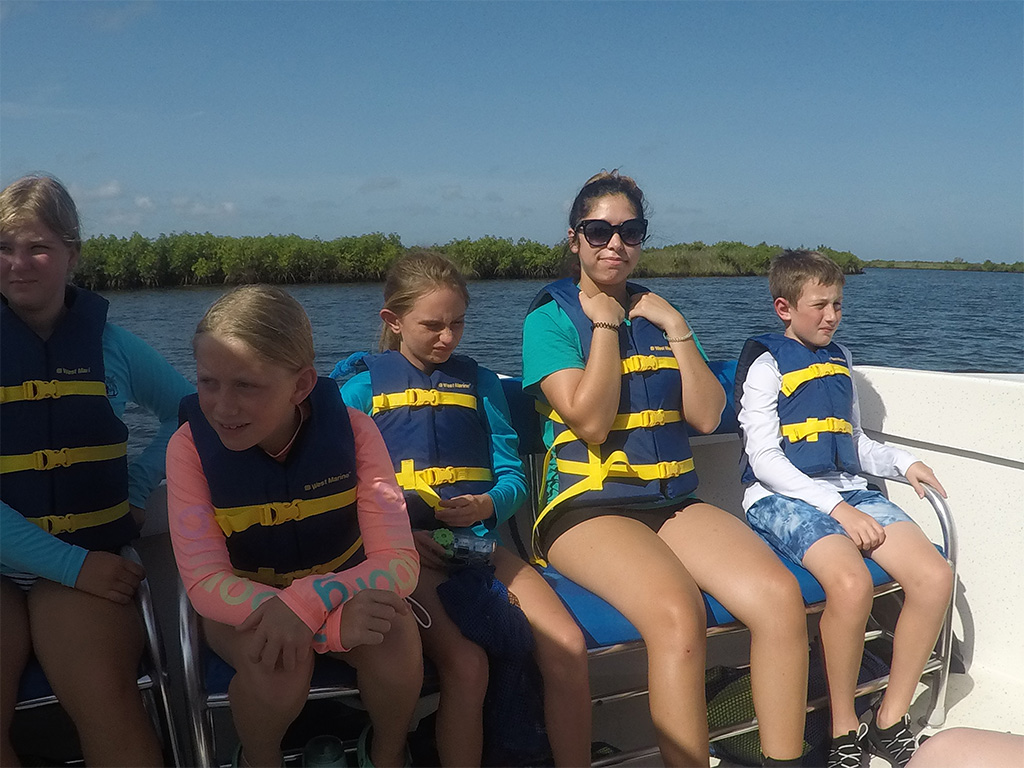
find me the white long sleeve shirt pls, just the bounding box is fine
[738,343,918,516]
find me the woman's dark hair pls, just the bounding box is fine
[562,170,648,278]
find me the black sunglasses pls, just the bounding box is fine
[574,218,648,247]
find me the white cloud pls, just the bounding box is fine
[358,176,401,193]
[88,1,154,32]
[101,209,144,229]
[440,185,464,201]
[171,196,237,220]
[135,196,155,211]
[73,180,123,202]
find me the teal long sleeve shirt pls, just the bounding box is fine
[339,364,528,540]
[1,322,194,583]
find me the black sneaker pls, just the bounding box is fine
[864,713,917,767]
[827,726,866,768]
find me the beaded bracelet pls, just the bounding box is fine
[665,329,694,343]
[591,321,621,332]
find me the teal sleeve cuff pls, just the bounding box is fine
[477,369,528,527]
[1,503,89,587]
[339,371,374,415]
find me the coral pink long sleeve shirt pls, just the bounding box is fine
[167,407,419,653]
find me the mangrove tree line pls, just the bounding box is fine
[75,231,865,290]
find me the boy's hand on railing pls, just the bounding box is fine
[905,461,947,499]
[75,550,145,604]
[238,596,313,672]
[337,589,410,650]
[831,501,886,550]
[435,493,494,528]
[413,530,449,571]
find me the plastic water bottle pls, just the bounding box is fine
[302,735,347,767]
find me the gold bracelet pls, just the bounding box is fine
[591,321,621,332]
[665,329,694,343]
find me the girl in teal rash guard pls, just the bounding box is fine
[338,251,592,768]
[1,174,192,766]
[521,171,810,768]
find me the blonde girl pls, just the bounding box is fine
[167,285,422,768]
[338,252,592,767]
[1,175,191,766]
[521,171,810,767]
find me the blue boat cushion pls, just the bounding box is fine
[537,557,896,650]
[499,376,545,454]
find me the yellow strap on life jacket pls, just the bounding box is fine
[779,362,850,397]
[394,459,493,511]
[213,488,358,536]
[371,388,477,414]
[233,536,365,588]
[780,417,853,443]
[27,500,131,536]
[530,404,688,562]
[0,379,108,404]
[530,446,695,565]
[536,402,681,431]
[621,355,680,375]
[0,442,128,475]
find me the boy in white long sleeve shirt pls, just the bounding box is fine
[736,250,953,768]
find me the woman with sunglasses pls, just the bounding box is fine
[521,171,809,767]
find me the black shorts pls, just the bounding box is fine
[537,497,705,561]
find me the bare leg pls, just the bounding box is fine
[868,522,953,728]
[659,503,808,761]
[908,728,1024,768]
[1,578,30,767]
[413,566,488,767]
[493,546,592,768]
[548,515,710,768]
[28,579,162,767]
[801,535,874,737]
[204,616,313,768]
[335,607,423,768]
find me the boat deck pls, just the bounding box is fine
[12,367,1024,766]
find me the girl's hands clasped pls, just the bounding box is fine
[238,596,313,672]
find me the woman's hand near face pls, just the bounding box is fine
[628,291,725,434]
[578,289,626,327]
[628,292,689,337]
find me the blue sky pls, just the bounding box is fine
[2,1,1021,263]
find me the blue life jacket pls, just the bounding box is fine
[359,351,494,530]
[526,278,699,551]
[182,377,364,587]
[736,333,861,482]
[1,287,136,551]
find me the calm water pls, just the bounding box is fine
[105,268,1023,451]
[105,268,1024,379]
